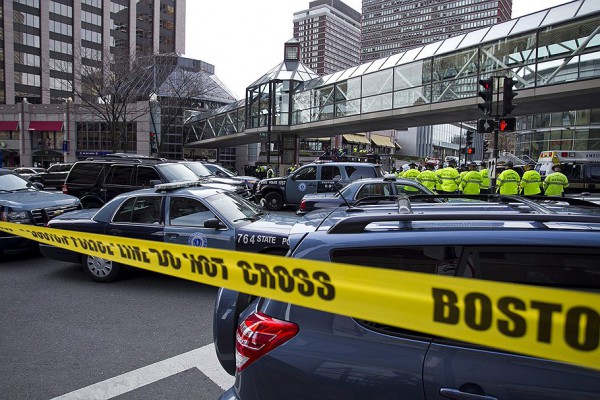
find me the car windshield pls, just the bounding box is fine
[335,184,355,198]
[182,162,213,178]
[157,164,202,182]
[212,165,234,177]
[0,173,36,191]
[204,191,263,223]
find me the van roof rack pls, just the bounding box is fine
[328,212,600,234]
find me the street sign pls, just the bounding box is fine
[259,132,268,137]
[477,118,494,133]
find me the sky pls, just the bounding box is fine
[184,0,574,99]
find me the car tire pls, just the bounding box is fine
[264,192,284,211]
[82,254,121,283]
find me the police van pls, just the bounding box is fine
[536,150,600,192]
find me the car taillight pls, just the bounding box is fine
[299,199,306,211]
[62,184,68,194]
[235,311,298,372]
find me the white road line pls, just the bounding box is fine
[50,343,235,400]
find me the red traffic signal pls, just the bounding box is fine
[466,147,475,155]
[478,78,494,115]
[498,117,516,132]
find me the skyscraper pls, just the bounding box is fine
[2,0,186,105]
[293,0,361,75]
[361,0,512,62]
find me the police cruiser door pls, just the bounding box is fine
[286,165,319,205]
[163,195,235,250]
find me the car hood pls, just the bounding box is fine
[0,189,79,210]
[241,213,298,234]
[205,176,245,187]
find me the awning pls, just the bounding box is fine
[28,121,63,131]
[306,137,331,142]
[371,135,395,148]
[0,121,19,131]
[343,133,370,144]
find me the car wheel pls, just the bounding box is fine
[264,192,284,211]
[82,254,121,283]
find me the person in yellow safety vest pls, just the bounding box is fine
[543,164,569,196]
[520,162,542,196]
[417,163,438,192]
[496,161,521,195]
[434,163,444,192]
[402,162,420,192]
[438,159,461,193]
[479,165,490,194]
[458,166,469,191]
[460,162,483,194]
[266,165,275,179]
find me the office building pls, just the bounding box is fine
[361,0,512,62]
[0,1,233,166]
[293,0,361,75]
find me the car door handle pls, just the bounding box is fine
[440,388,498,400]
[110,229,122,235]
[165,233,179,239]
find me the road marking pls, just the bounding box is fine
[50,343,234,399]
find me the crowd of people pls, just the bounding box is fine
[393,159,569,196]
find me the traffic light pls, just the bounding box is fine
[502,77,518,116]
[483,139,489,153]
[478,78,494,115]
[498,117,517,132]
[477,118,494,133]
[465,130,474,147]
[466,147,475,155]
[149,132,158,153]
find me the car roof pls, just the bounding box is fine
[0,168,17,175]
[294,195,600,234]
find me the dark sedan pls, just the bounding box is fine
[40,181,298,282]
[0,168,81,253]
[297,174,434,214]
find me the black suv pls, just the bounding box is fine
[62,157,249,209]
[28,163,73,190]
[214,195,600,400]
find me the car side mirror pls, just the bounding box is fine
[204,218,226,229]
[31,182,44,190]
[149,180,162,188]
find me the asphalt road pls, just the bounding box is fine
[0,249,233,400]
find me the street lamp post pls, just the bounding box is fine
[63,97,72,163]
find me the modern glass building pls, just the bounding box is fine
[293,0,361,75]
[361,0,512,62]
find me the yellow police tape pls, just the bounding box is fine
[1,221,599,372]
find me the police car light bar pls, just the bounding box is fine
[154,181,202,191]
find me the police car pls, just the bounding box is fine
[39,181,298,282]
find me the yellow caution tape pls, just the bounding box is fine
[1,221,599,371]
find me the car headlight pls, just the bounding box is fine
[0,209,31,224]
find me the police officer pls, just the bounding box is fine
[417,163,437,192]
[520,162,542,196]
[438,159,461,194]
[402,162,420,192]
[543,164,569,196]
[496,161,521,195]
[266,165,275,179]
[460,161,483,195]
[479,164,490,194]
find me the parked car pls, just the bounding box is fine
[255,161,383,211]
[28,162,73,190]
[12,167,46,180]
[62,157,248,209]
[180,161,252,198]
[40,181,298,282]
[297,174,434,214]
[203,163,258,194]
[214,195,600,400]
[0,168,81,254]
